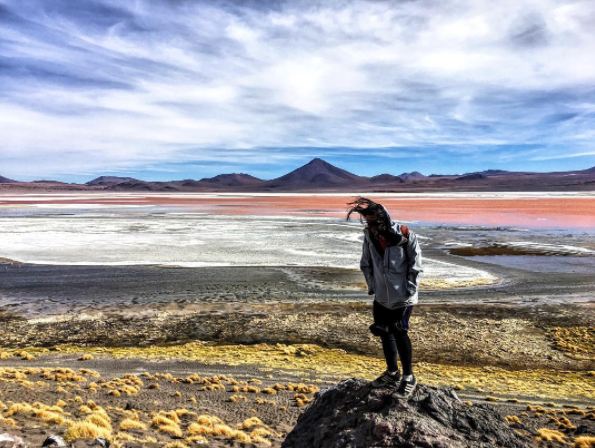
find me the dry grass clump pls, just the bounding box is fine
[157,423,183,438]
[165,442,188,448]
[148,383,160,389]
[151,413,183,438]
[78,354,94,361]
[187,414,259,443]
[230,394,247,403]
[558,416,577,430]
[0,415,17,427]
[549,326,594,359]
[575,436,595,448]
[536,428,567,443]
[241,417,264,429]
[64,408,112,443]
[262,388,277,394]
[505,415,521,425]
[36,409,68,425]
[64,420,111,442]
[294,393,314,407]
[566,409,587,416]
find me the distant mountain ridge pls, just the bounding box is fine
[2,159,595,192]
[198,173,263,187]
[86,176,141,186]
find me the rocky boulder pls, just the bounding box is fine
[282,379,531,448]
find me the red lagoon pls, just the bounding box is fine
[1,194,594,230]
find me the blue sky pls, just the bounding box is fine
[1,0,594,182]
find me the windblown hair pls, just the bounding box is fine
[346,196,390,232]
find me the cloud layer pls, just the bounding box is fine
[1,0,594,180]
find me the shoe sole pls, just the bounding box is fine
[371,382,398,389]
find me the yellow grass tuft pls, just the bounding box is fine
[35,410,67,425]
[166,442,188,448]
[87,412,111,429]
[108,389,121,397]
[64,420,112,442]
[251,435,272,446]
[78,405,93,414]
[151,414,177,427]
[196,414,223,426]
[56,399,68,408]
[0,416,17,427]
[157,423,183,438]
[536,428,567,443]
[250,426,275,438]
[558,416,577,430]
[230,394,247,402]
[575,436,595,448]
[505,415,521,425]
[242,417,264,429]
[78,354,94,361]
[115,432,135,442]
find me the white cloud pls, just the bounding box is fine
[0,0,594,178]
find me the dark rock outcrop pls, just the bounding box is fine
[282,378,531,448]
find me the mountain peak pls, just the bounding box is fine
[265,157,363,188]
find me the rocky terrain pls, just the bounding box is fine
[283,379,531,448]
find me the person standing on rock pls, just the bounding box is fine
[347,197,422,398]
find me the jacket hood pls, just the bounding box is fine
[380,204,400,234]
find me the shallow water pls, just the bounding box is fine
[463,255,595,274]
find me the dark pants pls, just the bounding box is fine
[373,301,414,375]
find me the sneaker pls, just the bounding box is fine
[371,370,401,388]
[393,375,417,399]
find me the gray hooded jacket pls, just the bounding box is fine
[360,207,423,309]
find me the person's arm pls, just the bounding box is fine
[405,230,422,296]
[360,234,375,295]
